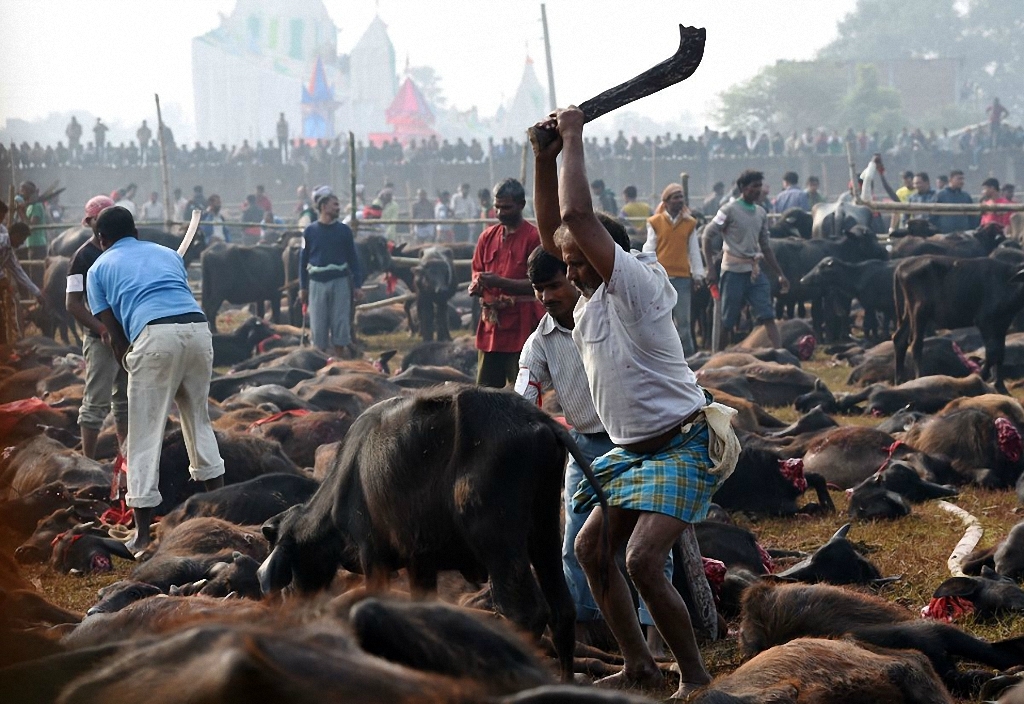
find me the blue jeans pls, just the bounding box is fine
[720,269,775,331]
[565,430,673,626]
[669,277,696,357]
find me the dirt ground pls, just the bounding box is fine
[14,320,1024,702]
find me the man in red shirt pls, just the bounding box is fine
[469,178,544,387]
[980,177,1012,229]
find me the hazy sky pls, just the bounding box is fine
[0,0,859,140]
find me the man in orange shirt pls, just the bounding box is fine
[980,177,1011,230]
[469,178,544,387]
[643,184,705,356]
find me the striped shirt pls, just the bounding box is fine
[515,313,605,435]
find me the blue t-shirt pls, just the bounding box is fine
[87,237,203,342]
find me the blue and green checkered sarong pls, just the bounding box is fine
[572,420,721,524]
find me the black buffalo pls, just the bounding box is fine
[201,244,285,332]
[800,257,898,342]
[893,256,1024,392]
[256,384,607,681]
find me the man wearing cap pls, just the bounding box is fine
[87,206,223,553]
[67,195,129,459]
[299,190,364,357]
[643,184,704,356]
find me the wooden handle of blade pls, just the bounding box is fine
[527,124,558,153]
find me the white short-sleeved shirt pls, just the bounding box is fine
[572,247,704,445]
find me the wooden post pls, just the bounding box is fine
[650,140,657,199]
[348,131,358,236]
[155,94,173,228]
[487,138,496,191]
[845,140,858,198]
[680,172,690,209]
[541,4,558,112]
[520,140,529,190]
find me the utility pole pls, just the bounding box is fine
[540,4,557,112]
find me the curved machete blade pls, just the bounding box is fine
[529,24,706,147]
[579,24,706,122]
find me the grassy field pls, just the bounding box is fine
[15,324,1024,701]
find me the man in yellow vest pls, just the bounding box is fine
[642,183,705,356]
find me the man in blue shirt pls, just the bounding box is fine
[906,172,939,229]
[934,170,976,233]
[87,206,224,553]
[773,171,810,213]
[299,190,364,357]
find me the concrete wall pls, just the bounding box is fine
[4,150,1021,218]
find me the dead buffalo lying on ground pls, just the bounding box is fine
[211,317,279,367]
[399,339,478,378]
[740,581,1024,695]
[249,411,353,467]
[964,522,1024,580]
[154,429,301,514]
[256,384,608,681]
[0,482,76,537]
[903,408,1024,488]
[929,569,1024,619]
[845,337,976,386]
[696,362,818,407]
[731,318,816,360]
[693,637,953,704]
[839,374,995,416]
[159,473,319,531]
[773,524,887,585]
[893,255,1024,392]
[0,436,109,500]
[711,448,833,516]
[847,461,957,520]
[14,504,104,565]
[132,518,269,591]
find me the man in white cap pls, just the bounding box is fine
[299,188,364,357]
[66,195,128,459]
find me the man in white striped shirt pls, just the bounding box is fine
[515,245,670,644]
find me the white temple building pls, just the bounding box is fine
[192,0,397,144]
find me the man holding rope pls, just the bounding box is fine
[532,107,739,699]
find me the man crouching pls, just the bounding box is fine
[532,107,738,699]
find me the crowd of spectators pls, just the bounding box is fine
[3,116,1022,172]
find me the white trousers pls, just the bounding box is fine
[123,322,224,508]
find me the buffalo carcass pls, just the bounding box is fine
[159,473,320,531]
[800,257,898,342]
[893,255,1024,392]
[845,337,977,386]
[201,244,285,332]
[903,408,1024,489]
[739,581,1024,695]
[696,362,818,408]
[711,448,833,516]
[256,384,609,681]
[840,374,995,416]
[692,637,953,704]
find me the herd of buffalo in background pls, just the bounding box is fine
[9,191,1024,701]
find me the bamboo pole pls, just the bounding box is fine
[680,172,689,209]
[154,94,174,229]
[354,292,416,312]
[348,132,358,236]
[541,4,557,112]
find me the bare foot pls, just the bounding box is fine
[595,665,664,692]
[672,680,710,701]
[124,533,150,557]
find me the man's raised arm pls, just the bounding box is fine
[530,118,564,256]
[555,107,617,283]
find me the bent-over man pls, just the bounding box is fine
[0,203,44,345]
[86,206,224,553]
[533,107,739,699]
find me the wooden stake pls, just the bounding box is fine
[348,132,358,236]
[155,94,173,229]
